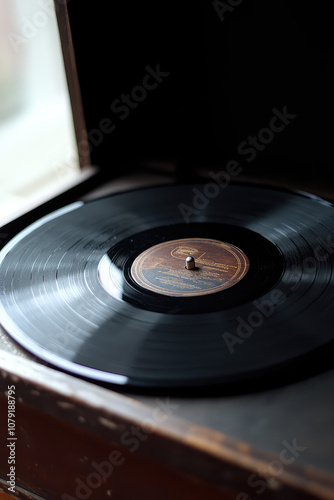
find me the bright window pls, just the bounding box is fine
[0,0,80,226]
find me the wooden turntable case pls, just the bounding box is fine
[0,1,334,499]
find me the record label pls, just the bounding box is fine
[130,238,250,297]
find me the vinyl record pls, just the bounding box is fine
[1,184,334,388]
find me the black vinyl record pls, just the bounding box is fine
[1,184,334,389]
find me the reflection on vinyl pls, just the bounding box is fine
[1,184,334,389]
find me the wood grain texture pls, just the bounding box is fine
[1,350,334,499]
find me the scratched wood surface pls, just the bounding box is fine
[1,349,334,500]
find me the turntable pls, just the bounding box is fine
[0,2,333,499]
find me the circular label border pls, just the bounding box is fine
[130,238,249,297]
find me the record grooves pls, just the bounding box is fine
[0,184,334,389]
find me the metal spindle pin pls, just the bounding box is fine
[185,256,195,270]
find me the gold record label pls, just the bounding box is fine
[131,238,250,297]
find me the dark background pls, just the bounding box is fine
[66,0,333,187]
